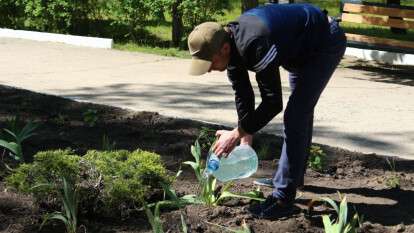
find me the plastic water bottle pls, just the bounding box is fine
[205,144,258,182]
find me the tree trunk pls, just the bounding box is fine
[172,0,183,47]
[242,0,259,13]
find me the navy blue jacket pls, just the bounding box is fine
[227,3,331,134]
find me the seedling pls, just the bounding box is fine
[143,200,190,233]
[0,116,39,162]
[183,140,265,206]
[102,134,116,151]
[308,145,327,172]
[34,177,85,233]
[82,109,98,127]
[385,157,401,189]
[257,143,271,160]
[143,201,164,233]
[197,127,216,151]
[320,193,364,233]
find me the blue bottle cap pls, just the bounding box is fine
[207,159,219,171]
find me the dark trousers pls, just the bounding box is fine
[272,20,346,203]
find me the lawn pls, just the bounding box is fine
[116,0,414,57]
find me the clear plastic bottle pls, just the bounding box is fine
[205,144,258,182]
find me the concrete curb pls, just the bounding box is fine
[345,47,414,66]
[0,28,113,49]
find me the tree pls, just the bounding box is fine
[171,0,183,47]
[242,0,258,12]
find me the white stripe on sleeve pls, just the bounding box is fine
[254,47,277,72]
[252,45,276,71]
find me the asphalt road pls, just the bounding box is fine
[1,38,413,159]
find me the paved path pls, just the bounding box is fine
[1,38,413,159]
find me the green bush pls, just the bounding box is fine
[6,150,81,200]
[19,0,73,33]
[0,0,24,28]
[84,149,173,210]
[178,0,230,29]
[6,149,172,217]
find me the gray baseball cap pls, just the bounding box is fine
[188,22,228,76]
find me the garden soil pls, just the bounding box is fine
[0,85,413,233]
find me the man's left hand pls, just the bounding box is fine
[213,128,245,157]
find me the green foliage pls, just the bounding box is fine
[0,0,24,28]
[308,145,327,172]
[385,157,401,189]
[321,194,364,233]
[106,0,151,40]
[6,150,82,200]
[82,109,98,127]
[0,116,39,162]
[38,177,82,233]
[197,127,217,151]
[183,140,264,206]
[177,0,231,29]
[143,201,165,233]
[83,150,173,210]
[102,134,116,151]
[19,0,72,33]
[6,149,172,217]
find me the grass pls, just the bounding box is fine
[114,0,414,56]
[114,43,190,58]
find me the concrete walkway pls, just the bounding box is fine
[1,38,413,159]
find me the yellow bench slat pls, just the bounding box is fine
[346,33,414,49]
[342,13,414,30]
[343,3,414,19]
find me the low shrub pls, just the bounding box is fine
[6,149,172,217]
[83,149,173,212]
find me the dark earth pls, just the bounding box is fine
[0,84,413,233]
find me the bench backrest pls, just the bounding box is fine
[341,1,414,30]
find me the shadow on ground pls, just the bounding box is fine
[342,58,414,86]
[303,185,414,226]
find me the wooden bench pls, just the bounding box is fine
[339,0,414,57]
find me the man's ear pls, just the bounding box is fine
[221,42,230,55]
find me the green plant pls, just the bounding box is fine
[102,134,116,151]
[6,150,82,200]
[197,127,217,151]
[142,200,189,233]
[320,194,364,233]
[256,143,271,160]
[35,177,84,233]
[183,140,265,206]
[0,116,39,162]
[385,157,401,189]
[83,150,173,212]
[7,149,172,217]
[308,145,327,172]
[143,200,164,233]
[82,109,98,127]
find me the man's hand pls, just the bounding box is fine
[240,134,253,146]
[213,127,250,157]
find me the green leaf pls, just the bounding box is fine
[0,140,21,160]
[322,215,334,233]
[181,214,188,233]
[3,129,17,140]
[338,196,348,231]
[183,161,199,171]
[18,121,39,142]
[320,197,339,214]
[217,191,265,204]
